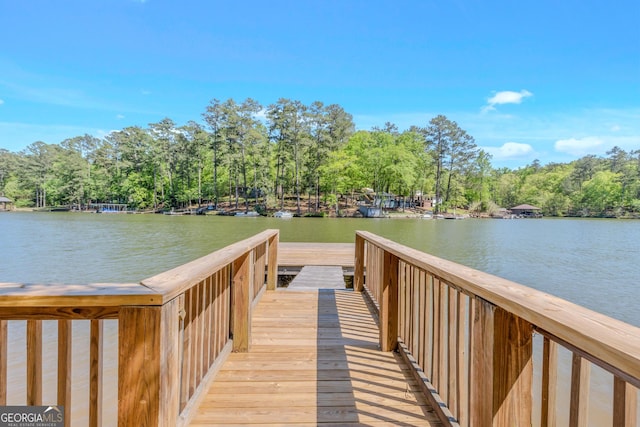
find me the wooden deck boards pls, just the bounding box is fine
[278,242,355,268]
[189,290,442,426]
[286,266,347,290]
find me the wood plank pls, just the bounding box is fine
[457,292,469,426]
[354,235,364,292]
[57,320,71,427]
[448,287,458,417]
[0,306,120,320]
[0,320,6,405]
[189,290,442,426]
[27,319,42,406]
[266,233,279,291]
[613,376,637,427]
[278,242,354,268]
[89,319,103,427]
[380,251,399,352]
[492,308,533,425]
[569,354,590,427]
[285,266,345,290]
[118,302,181,427]
[141,229,278,303]
[0,282,159,307]
[232,251,252,352]
[541,337,558,427]
[471,298,493,427]
[355,231,640,385]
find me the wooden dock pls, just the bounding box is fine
[2,230,639,426]
[189,289,442,426]
[278,242,355,269]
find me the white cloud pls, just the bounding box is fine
[483,142,535,160]
[0,99,4,105]
[611,125,621,132]
[482,90,532,113]
[554,137,604,156]
[116,114,125,119]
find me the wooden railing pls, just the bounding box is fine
[0,229,279,427]
[355,230,640,427]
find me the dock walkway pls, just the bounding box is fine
[278,242,354,269]
[189,289,442,426]
[286,265,346,290]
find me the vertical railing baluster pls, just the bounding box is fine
[456,292,468,426]
[0,320,7,405]
[418,271,427,370]
[448,287,457,416]
[432,278,441,391]
[569,354,590,427]
[425,273,434,381]
[195,281,204,384]
[613,376,637,427]
[438,281,448,400]
[180,289,192,411]
[27,319,42,405]
[89,319,103,427]
[203,273,212,372]
[541,337,558,427]
[57,320,72,427]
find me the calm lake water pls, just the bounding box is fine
[1,212,639,325]
[1,212,639,426]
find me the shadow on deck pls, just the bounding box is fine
[189,288,442,426]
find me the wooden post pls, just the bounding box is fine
[354,234,365,292]
[266,232,279,291]
[118,298,181,427]
[471,299,533,426]
[380,251,399,352]
[232,251,253,352]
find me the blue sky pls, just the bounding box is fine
[1,0,638,168]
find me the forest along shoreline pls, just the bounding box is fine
[2,99,639,219]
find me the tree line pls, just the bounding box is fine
[1,98,639,217]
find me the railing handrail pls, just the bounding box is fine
[142,229,279,303]
[0,229,280,426]
[356,230,640,385]
[0,282,159,308]
[0,229,280,310]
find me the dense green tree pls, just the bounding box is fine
[424,115,480,212]
[266,99,309,212]
[306,102,354,211]
[20,142,59,207]
[580,171,623,215]
[4,99,640,218]
[203,99,225,208]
